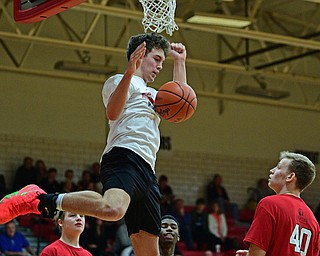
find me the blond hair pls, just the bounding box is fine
[280,151,316,191]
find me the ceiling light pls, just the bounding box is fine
[235,85,290,100]
[185,12,252,28]
[54,61,117,75]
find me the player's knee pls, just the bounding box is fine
[98,204,126,221]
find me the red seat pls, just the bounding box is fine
[17,214,38,227]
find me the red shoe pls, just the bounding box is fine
[0,184,46,224]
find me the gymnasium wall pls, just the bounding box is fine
[1,71,320,209]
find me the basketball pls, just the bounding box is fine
[155,81,197,123]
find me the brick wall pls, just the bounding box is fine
[156,150,275,208]
[1,133,319,210]
[156,150,319,209]
[0,134,104,187]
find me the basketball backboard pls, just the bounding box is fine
[14,0,86,23]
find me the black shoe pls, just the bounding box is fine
[37,194,58,218]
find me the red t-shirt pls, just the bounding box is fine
[40,239,92,256]
[244,194,320,256]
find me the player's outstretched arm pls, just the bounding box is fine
[106,42,146,120]
[170,42,187,84]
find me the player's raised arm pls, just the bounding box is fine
[106,42,146,120]
[170,42,187,84]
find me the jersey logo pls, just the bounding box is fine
[142,92,155,108]
[298,208,308,225]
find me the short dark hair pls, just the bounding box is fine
[161,214,178,223]
[126,32,170,61]
[196,198,206,205]
[159,175,168,182]
[161,214,179,230]
[48,167,57,174]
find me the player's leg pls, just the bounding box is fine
[57,188,130,221]
[130,230,159,256]
[0,146,133,224]
[124,157,161,256]
[38,147,134,220]
[0,184,130,224]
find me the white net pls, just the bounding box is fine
[139,0,178,36]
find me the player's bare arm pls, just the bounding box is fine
[235,244,266,256]
[170,42,187,83]
[106,42,146,120]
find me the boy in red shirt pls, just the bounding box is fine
[236,151,320,256]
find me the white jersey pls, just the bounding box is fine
[101,74,161,171]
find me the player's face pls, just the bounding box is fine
[141,48,166,83]
[159,218,179,245]
[268,158,291,193]
[60,212,85,234]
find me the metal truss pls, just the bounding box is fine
[0,0,319,113]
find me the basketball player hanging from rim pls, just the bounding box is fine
[0,33,188,256]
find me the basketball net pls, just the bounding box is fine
[139,0,178,36]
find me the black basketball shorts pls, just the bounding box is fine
[100,146,161,236]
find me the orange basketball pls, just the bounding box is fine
[155,81,197,123]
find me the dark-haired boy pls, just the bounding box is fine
[0,32,188,256]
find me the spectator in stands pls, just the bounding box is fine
[0,174,7,199]
[0,220,36,256]
[112,219,133,256]
[81,218,109,256]
[12,156,37,191]
[60,169,77,193]
[168,198,194,251]
[90,162,102,194]
[159,215,181,256]
[40,211,92,256]
[246,178,275,210]
[77,170,95,191]
[60,180,76,194]
[255,178,275,200]
[206,174,239,222]
[35,159,48,186]
[207,201,235,252]
[190,198,210,251]
[158,175,175,215]
[90,162,101,184]
[39,168,60,194]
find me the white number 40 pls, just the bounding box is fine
[290,224,311,255]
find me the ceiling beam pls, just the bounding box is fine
[1,65,319,113]
[219,31,320,63]
[0,31,320,85]
[72,3,320,50]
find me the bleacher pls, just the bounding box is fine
[11,215,49,255]
[16,207,254,256]
[17,214,59,250]
[176,205,254,256]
